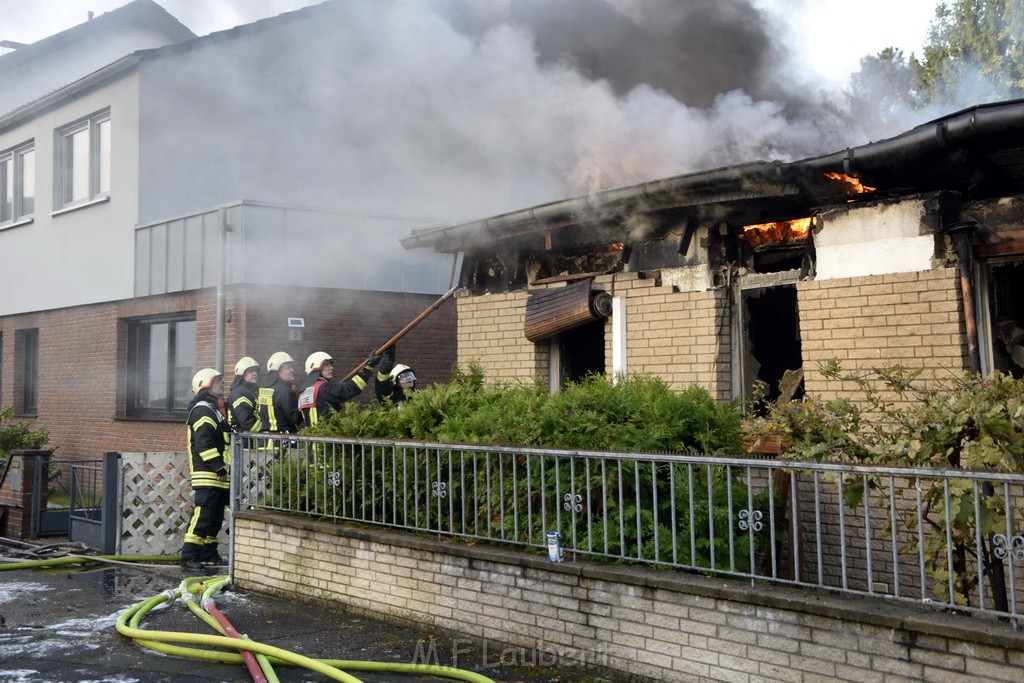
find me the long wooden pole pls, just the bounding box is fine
[342,284,460,381]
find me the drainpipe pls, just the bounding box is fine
[215,206,228,374]
[946,220,980,374]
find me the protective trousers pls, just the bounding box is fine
[181,487,230,562]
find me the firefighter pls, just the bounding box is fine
[298,349,386,426]
[375,358,417,408]
[257,351,300,433]
[227,356,262,433]
[181,368,231,572]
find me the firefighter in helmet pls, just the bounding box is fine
[256,351,301,433]
[375,356,416,408]
[181,368,231,572]
[227,356,262,433]
[298,348,388,426]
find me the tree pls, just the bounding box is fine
[847,47,922,132]
[917,0,1024,106]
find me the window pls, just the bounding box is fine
[126,314,196,419]
[16,328,38,415]
[0,141,34,224]
[56,110,110,208]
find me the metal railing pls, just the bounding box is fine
[233,434,1024,622]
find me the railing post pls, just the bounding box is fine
[100,452,121,555]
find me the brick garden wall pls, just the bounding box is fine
[234,511,1024,683]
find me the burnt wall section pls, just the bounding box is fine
[797,268,968,399]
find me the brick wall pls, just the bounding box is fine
[597,272,731,401]
[456,289,546,381]
[798,268,968,398]
[235,512,1024,683]
[457,273,731,399]
[0,286,457,459]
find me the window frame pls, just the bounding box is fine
[125,313,197,420]
[0,140,35,226]
[16,328,39,416]
[55,109,110,211]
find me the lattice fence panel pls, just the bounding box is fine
[118,452,228,556]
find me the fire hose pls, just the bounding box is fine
[116,575,496,683]
[341,284,459,382]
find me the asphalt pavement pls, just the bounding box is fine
[0,560,615,683]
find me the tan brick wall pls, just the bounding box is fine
[235,512,1024,683]
[598,273,731,401]
[797,268,969,398]
[457,273,731,399]
[457,289,546,381]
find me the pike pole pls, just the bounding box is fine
[342,284,460,381]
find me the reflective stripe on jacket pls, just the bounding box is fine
[186,397,230,490]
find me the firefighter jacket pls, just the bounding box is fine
[227,377,262,433]
[257,371,300,433]
[186,391,231,490]
[374,374,408,407]
[298,367,372,426]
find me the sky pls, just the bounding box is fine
[1,0,940,92]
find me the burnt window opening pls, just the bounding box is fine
[735,218,814,275]
[741,285,804,412]
[986,260,1024,379]
[463,251,528,293]
[557,319,606,386]
[528,243,624,283]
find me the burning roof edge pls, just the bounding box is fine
[402,97,1024,254]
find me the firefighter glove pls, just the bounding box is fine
[378,346,396,375]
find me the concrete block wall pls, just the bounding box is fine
[234,511,1024,683]
[797,268,968,398]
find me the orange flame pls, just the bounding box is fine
[824,172,875,194]
[606,242,624,253]
[740,217,813,248]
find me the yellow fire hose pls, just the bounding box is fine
[115,575,496,683]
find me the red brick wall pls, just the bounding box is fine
[0,286,457,459]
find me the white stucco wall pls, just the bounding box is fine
[0,25,184,117]
[814,199,935,280]
[0,73,141,315]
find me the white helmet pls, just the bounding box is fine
[305,351,333,374]
[267,351,296,372]
[234,356,259,376]
[191,368,222,394]
[390,364,415,382]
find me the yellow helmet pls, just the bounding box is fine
[234,356,259,376]
[267,351,295,372]
[305,351,333,374]
[191,368,222,394]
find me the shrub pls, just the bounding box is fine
[0,406,49,461]
[743,361,1024,608]
[288,367,771,573]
